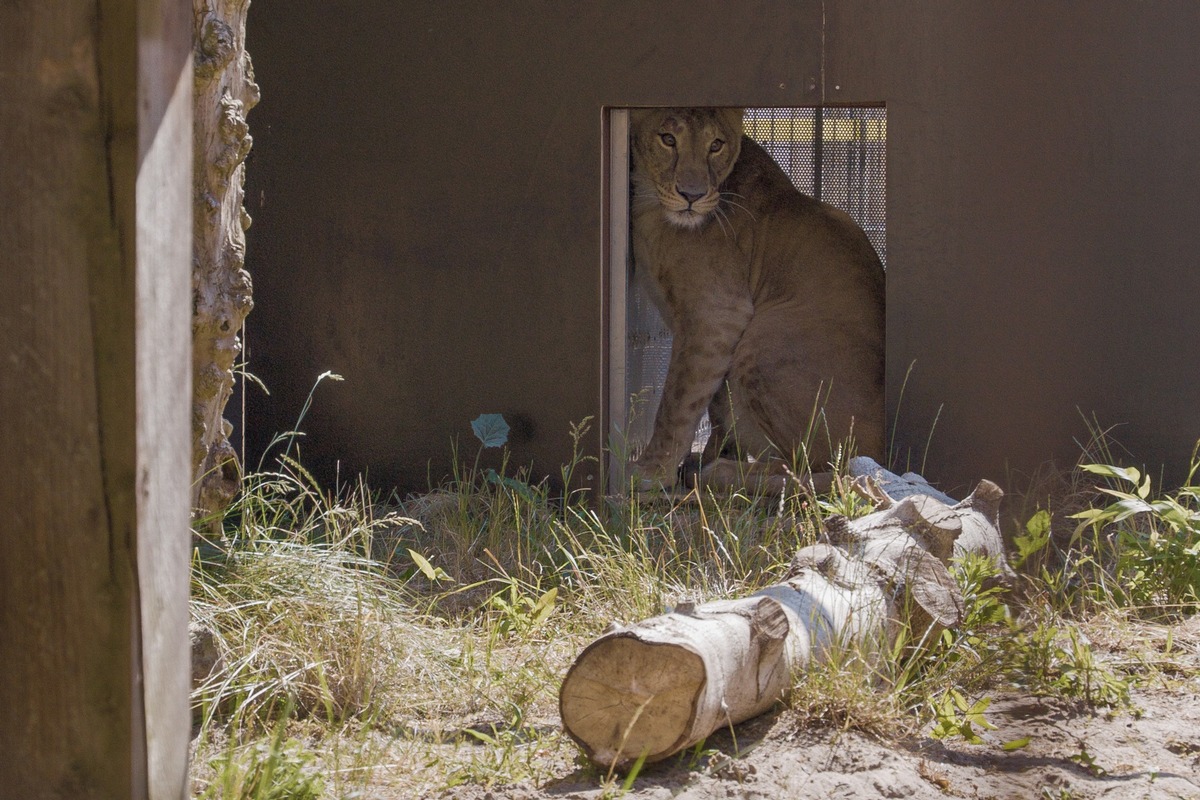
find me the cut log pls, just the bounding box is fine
[847,458,1015,581]
[558,597,784,767]
[559,477,1012,768]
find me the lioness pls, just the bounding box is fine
[629,107,885,491]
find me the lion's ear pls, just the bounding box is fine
[718,107,745,135]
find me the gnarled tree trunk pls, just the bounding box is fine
[192,0,258,516]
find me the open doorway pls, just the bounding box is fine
[605,106,887,488]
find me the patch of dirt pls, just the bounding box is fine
[434,618,1200,800]
[437,685,1199,799]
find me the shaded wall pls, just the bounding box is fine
[829,1,1200,490]
[245,2,1200,496]
[244,2,823,492]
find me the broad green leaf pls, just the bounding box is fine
[1015,510,1052,564]
[966,698,997,729]
[408,548,449,582]
[529,587,558,626]
[461,727,497,746]
[1080,463,1141,484]
[960,725,985,745]
[471,413,510,448]
[1026,509,1051,538]
[1110,497,1154,521]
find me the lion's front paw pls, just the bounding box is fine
[629,459,678,494]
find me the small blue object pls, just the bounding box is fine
[471,414,510,448]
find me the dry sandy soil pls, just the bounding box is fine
[430,617,1200,800]
[436,687,1200,800]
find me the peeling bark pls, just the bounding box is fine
[559,474,1012,769]
[192,0,258,515]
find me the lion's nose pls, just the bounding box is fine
[676,187,705,205]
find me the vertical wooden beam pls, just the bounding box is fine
[604,109,630,491]
[136,1,194,796]
[0,1,192,797]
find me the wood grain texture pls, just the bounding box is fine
[0,1,191,797]
[137,2,194,795]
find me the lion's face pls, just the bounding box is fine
[631,108,744,230]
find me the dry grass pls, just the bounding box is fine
[189,447,836,797]
[188,431,1200,798]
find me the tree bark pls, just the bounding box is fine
[559,476,1008,769]
[192,0,258,516]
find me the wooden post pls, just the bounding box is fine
[0,1,193,797]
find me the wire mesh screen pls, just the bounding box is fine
[744,106,887,266]
[624,282,675,456]
[623,106,887,460]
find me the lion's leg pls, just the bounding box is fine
[690,384,836,496]
[726,308,885,470]
[634,358,724,489]
[700,384,736,462]
[634,304,753,489]
[678,387,734,488]
[691,457,834,495]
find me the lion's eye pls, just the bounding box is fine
[660,133,677,147]
[709,139,725,153]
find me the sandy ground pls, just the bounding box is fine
[433,685,1200,800]
[435,617,1200,800]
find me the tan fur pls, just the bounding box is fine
[629,108,885,489]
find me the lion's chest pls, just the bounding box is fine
[631,215,754,330]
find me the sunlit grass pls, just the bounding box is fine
[189,426,1200,798]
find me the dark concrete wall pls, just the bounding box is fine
[244,2,823,492]
[245,2,1200,496]
[827,1,1200,489]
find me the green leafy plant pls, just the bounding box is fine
[1067,743,1107,777]
[902,553,1012,706]
[489,578,558,637]
[998,612,1130,709]
[1014,509,1052,568]
[198,711,323,800]
[408,547,451,583]
[1070,458,1200,617]
[929,689,996,745]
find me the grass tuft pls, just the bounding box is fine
[189,426,1200,797]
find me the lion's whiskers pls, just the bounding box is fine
[631,195,659,210]
[712,207,732,241]
[720,193,757,222]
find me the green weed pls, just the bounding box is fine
[195,706,323,800]
[929,689,997,745]
[1069,457,1200,618]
